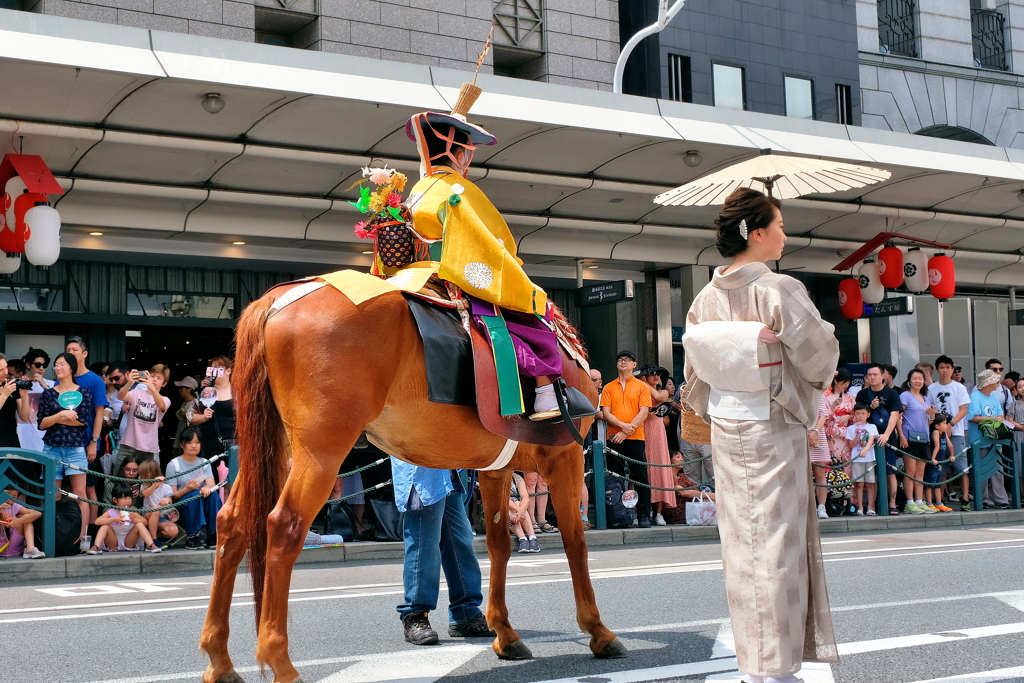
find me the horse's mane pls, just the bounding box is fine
[550,304,587,362]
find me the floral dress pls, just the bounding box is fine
[823,388,855,497]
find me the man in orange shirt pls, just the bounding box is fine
[599,350,653,527]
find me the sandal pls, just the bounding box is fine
[532,523,541,533]
[538,522,558,533]
[888,507,900,515]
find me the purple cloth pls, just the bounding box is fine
[470,297,562,379]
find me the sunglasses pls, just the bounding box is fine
[30,362,47,368]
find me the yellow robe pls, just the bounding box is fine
[408,168,547,315]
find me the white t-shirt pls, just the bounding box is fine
[846,422,879,462]
[928,380,971,437]
[144,482,173,510]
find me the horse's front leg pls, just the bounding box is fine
[478,470,533,660]
[201,492,249,683]
[540,449,626,658]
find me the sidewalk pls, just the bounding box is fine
[2,508,1022,584]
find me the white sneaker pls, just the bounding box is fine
[816,504,828,519]
[22,547,45,559]
[654,513,666,526]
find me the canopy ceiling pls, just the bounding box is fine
[3,10,1024,287]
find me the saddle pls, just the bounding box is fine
[404,283,591,447]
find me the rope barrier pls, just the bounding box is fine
[606,470,711,492]
[59,482,226,514]
[337,457,389,479]
[325,480,392,505]
[604,444,711,467]
[60,453,225,484]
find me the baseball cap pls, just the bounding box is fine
[174,376,199,390]
[616,349,637,362]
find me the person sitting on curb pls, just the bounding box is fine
[509,471,539,554]
[0,486,45,559]
[87,483,162,553]
[391,459,495,646]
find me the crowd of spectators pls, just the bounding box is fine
[0,335,235,558]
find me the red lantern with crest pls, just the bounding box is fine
[877,242,904,289]
[838,277,863,320]
[928,253,955,301]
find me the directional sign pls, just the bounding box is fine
[577,280,634,307]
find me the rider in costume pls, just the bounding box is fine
[401,86,594,421]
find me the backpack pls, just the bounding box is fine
[604,476,637,529]
[979,418,1011,441]
[40,498,82,557]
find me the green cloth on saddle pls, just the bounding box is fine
[480,311,525,416]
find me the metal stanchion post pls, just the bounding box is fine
[593,441,607,531]
[875,444,889,516]
[228,445,239,487]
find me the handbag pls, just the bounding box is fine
[685,491,718,526]
[680,403,711,446]
[907,430,928,443]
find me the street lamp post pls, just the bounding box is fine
[613,0,688,95]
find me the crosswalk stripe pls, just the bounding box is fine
[905,665,1024,683]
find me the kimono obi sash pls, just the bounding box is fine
[683,321,774,421]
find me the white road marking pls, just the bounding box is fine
[906,665,1024,682]
[709,621,735,659]
[820,539,870,544]
[314,643,487,683]
[36,581,206,598]
[705,661,835,683]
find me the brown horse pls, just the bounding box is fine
[198,281,626,683]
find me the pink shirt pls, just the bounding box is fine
[120,386,166,454]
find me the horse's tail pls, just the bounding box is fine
[232,293,287,632]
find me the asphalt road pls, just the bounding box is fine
[4,525,1024,683]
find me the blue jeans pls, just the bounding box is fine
[178,489,222,537]
[397,490,483,625]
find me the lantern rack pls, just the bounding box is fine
[832,231,955,273]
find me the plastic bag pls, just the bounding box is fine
[685,491,717,526]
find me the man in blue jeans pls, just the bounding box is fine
[391,458,495,645]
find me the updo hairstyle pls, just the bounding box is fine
[713,187,782,258]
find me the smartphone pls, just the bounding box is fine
[206,366,225,378]
[138,370,149,381]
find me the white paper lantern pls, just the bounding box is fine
[23,204,60,268]
[0,255,21,276]
[858,259,884,304]
[3,176,25,234]
[903,247,929,293]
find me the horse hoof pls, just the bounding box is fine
[497,639,534,660]
[594,637,629,659]
[213,670,245,683]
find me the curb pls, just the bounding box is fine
[1,508,1021,584]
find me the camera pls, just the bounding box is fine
[14,379,33,391]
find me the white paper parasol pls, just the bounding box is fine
[653,148,892,207]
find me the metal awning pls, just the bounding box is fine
[3,9,1024,287]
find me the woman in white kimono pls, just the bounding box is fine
[682,188,840,683]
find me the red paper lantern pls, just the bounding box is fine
[928,253,955,301]
[877,243,904,288]
[7,191,47,255]
[838,277,863,320]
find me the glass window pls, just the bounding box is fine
[785,76,814,119]
[0,286,62,312]
[667,54,692,103]
[713,64,745,111]
[128,293,235,319]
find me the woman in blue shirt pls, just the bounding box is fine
[37,352,94,541]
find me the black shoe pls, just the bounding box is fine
[403,613,439,645]
[205,534,217,549]
[638,517,652,528]
[448,613,496,638]
[998,503,1012,509]
[185,534,203,550]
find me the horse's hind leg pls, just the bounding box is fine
[201,491,249,683]
[255,440,352,683]
[478,470,533,660]
[539,451,626,658]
